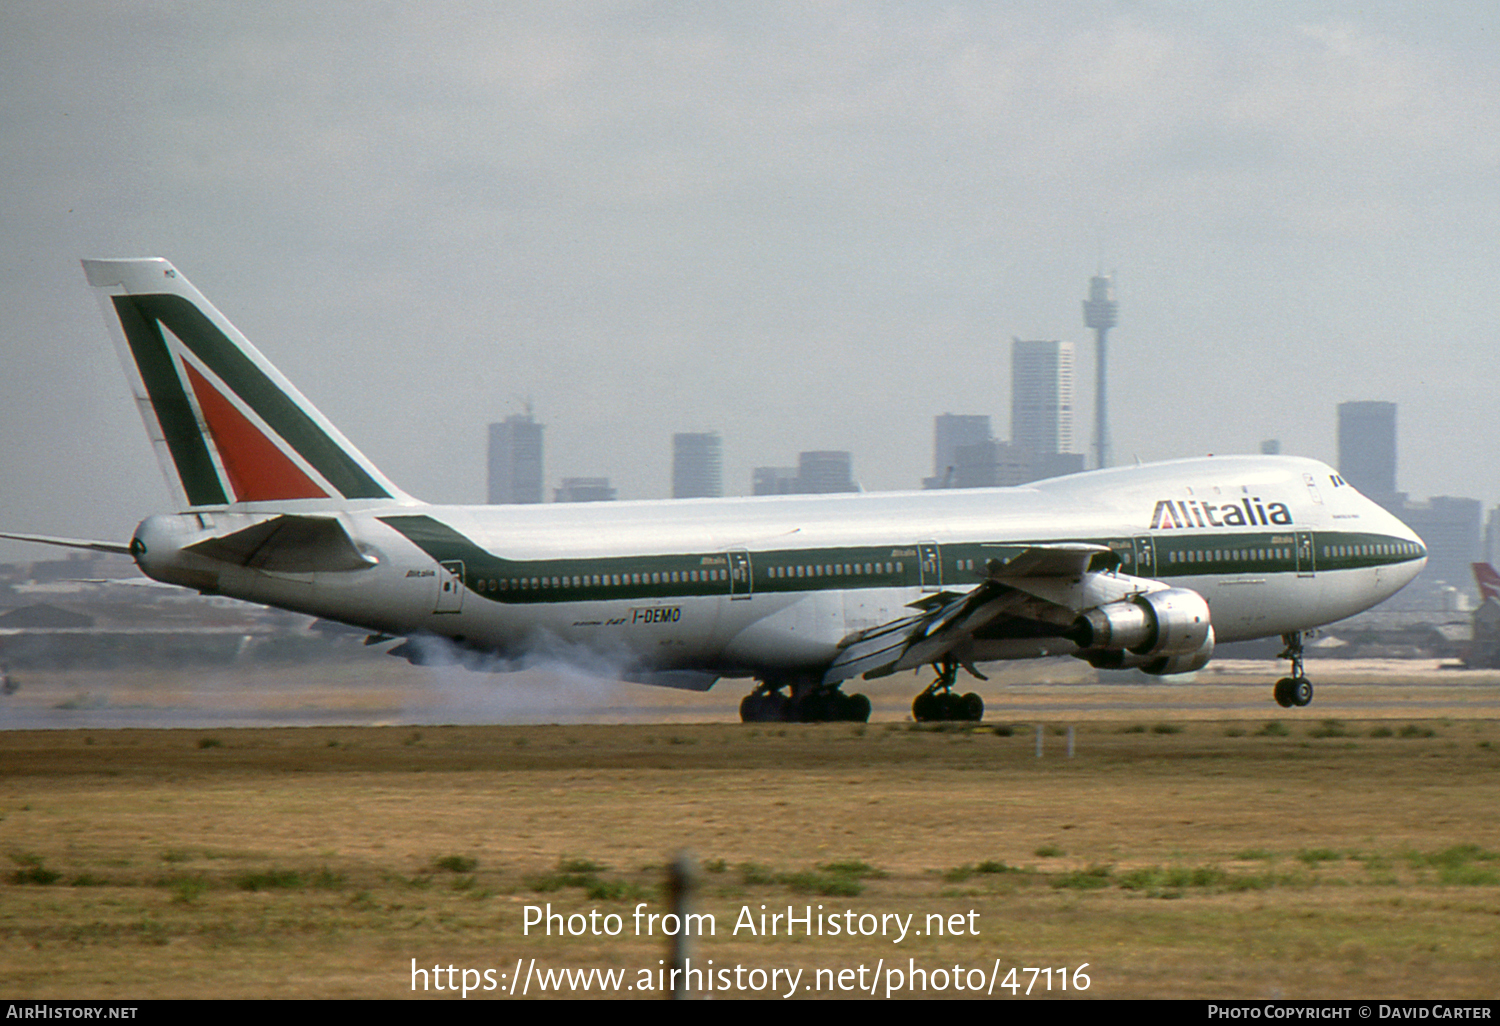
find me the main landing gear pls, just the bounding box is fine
[739,676,871,723]
[1273,631,1314,708]
[911,658,984,723]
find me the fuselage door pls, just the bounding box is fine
[1295,532,1316,578]
[1133,535,1156,578]
[728,550,752,600]
[918,542,942,592]
[436,560,465,613]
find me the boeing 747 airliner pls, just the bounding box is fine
[1,259,1428,721]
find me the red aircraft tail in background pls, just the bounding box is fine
[1472,563,1500,603]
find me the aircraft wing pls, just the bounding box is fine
[823,543,1143,684]
[185,515,376,573]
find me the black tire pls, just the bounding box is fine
[1292,677,1313,707]
[1273,677,1295,708]
[960,692,984,722]
[794,691,829,722]
[912,692,938,722]
[844,692,872,723]
[740,692,788,722]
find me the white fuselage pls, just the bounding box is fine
[131,455,1427,689]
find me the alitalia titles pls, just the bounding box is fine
[1150,497,1292,530]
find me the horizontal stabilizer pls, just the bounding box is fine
[185,515,375,572]
[0,531,132,556]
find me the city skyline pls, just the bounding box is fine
[3,4,1498,559]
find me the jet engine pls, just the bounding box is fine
[1069,588,1215,675]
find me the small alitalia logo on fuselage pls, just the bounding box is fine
[1150,498,1292,529]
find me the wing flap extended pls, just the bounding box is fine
[824,584,1028,683]
[185,515,375,573]
[822,544,1143,685]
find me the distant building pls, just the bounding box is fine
[1326,401,1483,603]
[1010,339,1085,481]
[1400,496,1482,593]
[751,451,856,495]
[1337,401,1398,508]
[922,375,1084,492]
[672,432,722,499]
[796,451,856,494]
[487,412,544,504]
[553,477,617,503]
[752,467,799,496]
[1012,339,1075,462]
[1260,439,1281,455]
[953,438,1036,488]
[926,414,992,489]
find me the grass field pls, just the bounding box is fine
[2,702,1498,999]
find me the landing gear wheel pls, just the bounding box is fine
[739,689,789,722]
[1273,632,1315,708]
[912,658,985,722]
[776,685,869,723]
[795,690,833,723]
[843,692,872,723]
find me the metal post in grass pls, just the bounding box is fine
[668,851,698,999]
[1068,724,1075,758]
[1035,723,1043,758]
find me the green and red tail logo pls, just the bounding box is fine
[87,259,398,508]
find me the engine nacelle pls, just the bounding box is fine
[1071,587,1214,666]
[1138,625,1215,675]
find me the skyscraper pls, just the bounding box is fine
[1011,339,1079,477]
[1337,401,1397,505]
[926,414,991,489]
[672,432,723,499]
[752,452,856,494]
[796,451,856,493]
[487,411,544,504]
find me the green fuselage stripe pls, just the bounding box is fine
[379,515,1425,607]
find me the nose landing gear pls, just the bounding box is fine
[1273,631,1313,708]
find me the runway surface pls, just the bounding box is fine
[2,657,1498,729]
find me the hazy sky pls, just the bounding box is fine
[3,2,1497,558]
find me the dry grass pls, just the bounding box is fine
[2,714,1499,999]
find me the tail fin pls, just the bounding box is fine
[1473,563,1500,603]
[82,258,409,510]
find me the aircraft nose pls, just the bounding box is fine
[1383,514,1427,594]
